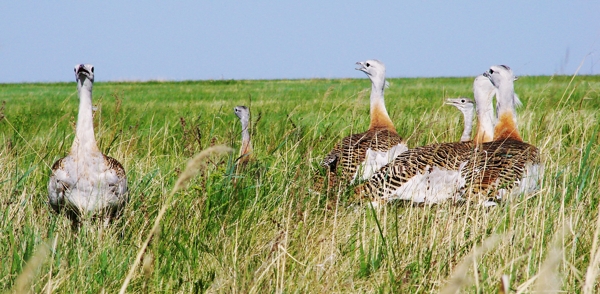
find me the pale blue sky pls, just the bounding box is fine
[1,1,599,83]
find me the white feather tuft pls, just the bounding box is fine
[351,143,407,184]
[381,162,468,204]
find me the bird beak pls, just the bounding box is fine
[444,98,455,106]
[355,61,366,71]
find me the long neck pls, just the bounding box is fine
[70,82,99,155]
[474,88,496,144]
[460,108,474,142]
[493,82,522,141]
[368,78,396,133]
[239,121,252,161]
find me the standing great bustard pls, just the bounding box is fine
[359,74,497,204]
[234,105,253,167]
[444,97,474,142]
[322,60,407,184]
[48,64,128,227]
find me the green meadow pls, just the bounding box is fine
[1,74,599,292]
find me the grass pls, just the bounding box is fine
[0,74,599,292]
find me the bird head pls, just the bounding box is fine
[483,65,517,88]
[356,59,386,82]
[444,97,474,113]
[74,64,95,89]
[234,106,250,125]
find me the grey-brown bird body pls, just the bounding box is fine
[234,105,253,166]
[48,64,128,225]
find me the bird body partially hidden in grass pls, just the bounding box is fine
[361,66,542,205]
[234,105,253,169]
[481,65,542,200]
[321,60,407,187]
[48,64,128,228]
[359,74,498,204]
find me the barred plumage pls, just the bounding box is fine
[360,74,497,202]
[323,128,404,180]
[363,138,539,202]
[361,66,541,204]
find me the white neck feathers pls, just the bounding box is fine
[71,80,99,155]
[460,108,474,142]
[240,120,252,157]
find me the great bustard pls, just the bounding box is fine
[48,64,128,227]
[359,74,497,204]
[471,65,542,199]
[234,105,253,167]
[322,60,407,184]
[444,97,474,142]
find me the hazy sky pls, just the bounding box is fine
[1,1,599,83]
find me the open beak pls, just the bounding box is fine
[444,98,457,106]
[355,61,366,72]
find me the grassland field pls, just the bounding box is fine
[0,74,599,292]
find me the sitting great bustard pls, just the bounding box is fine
[48,64,128,226]
[322,60,407,184]
[444,97,474,142]
[361,67,541,204]
[359,74,497,204]
[477,65,541,198]
[234,105,253,166]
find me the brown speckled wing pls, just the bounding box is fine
[103,155,126,179]
[51,156,66,171]
[363,141,473,198]
[363,138,540,201]
[323,129,403,181]
[463,138,540,197]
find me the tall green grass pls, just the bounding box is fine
[0,74,599,292]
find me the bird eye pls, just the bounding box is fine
[91,67,94,73]
[366,63,370,67]
[461,99,465,103]
[489,69,495,74]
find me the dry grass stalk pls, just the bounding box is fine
[12,242,50,293]
[532,248,563,293]
[582,202,600,293]
[439,235,501,294]
[498,274,510,294]
[119,145,232,294]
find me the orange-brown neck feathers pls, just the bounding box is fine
[494,112,522,141]
[238,140,253,165]
[369,104,397,133]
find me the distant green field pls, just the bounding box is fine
[1,75,599,292]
